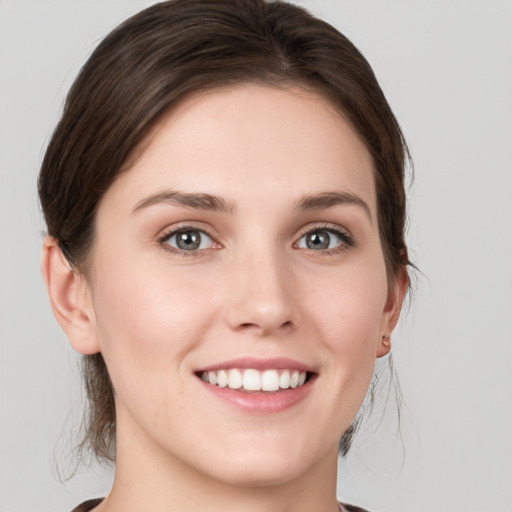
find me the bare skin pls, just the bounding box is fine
[42,85,407,512]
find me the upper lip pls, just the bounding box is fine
[195,357,315,373]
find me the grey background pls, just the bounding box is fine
[1,1,511,511]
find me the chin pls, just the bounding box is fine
[208,458,309,488]
[194,435,328,488]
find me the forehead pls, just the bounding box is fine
[102,84,376,215]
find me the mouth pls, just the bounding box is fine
[194,357,317,412]
[196,368,313,393]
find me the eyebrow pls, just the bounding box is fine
[132,190,235,214]
[294,191,372,222]
[132,189,371,221]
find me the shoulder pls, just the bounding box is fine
[340,503,371,512]
[71,498,104,512]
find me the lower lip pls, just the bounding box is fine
[198,377,314,413]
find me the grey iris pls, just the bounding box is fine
[306,231,330,250]
[176,230,201,250]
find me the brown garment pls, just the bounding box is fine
[72,498,370,512]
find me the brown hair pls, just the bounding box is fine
[39,0,411,462]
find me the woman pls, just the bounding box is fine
[39,1,411,511]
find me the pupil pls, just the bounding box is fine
[307,231,330,250]
[177,230,201,250]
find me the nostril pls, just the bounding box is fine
[239,320,293,330]
[240,322,258,329]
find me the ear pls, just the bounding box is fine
[376,266,409,358]
[41,236,100,355]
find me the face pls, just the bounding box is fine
[82,85,403,487]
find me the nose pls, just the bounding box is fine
[224,247,298,336]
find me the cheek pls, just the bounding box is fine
[311,257,387,343]
[89,256,218,396]
[307,259,388,399]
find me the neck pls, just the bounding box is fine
[98,413,340,512]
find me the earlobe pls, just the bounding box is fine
[376,334,391,358]
[376,266,409,358]
[41,236,100,355]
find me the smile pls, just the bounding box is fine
[199,368,308,392]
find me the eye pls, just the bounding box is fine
[162,228,216,252]
[296,228,351,251]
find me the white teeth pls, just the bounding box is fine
[279,370,290,389]
[290,370,299,388]
[217,370,228,388]
[243,369,261,391]
[200,368,308,392]
[261,370,279,391]
[228,369,243,389]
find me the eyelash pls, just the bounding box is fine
[157,222,355,257]
[295,223,356,256]
[158,224,219,258]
